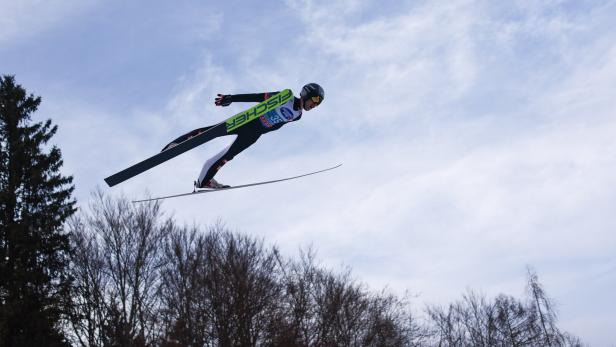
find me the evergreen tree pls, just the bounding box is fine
[0,75,76,346]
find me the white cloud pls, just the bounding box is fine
[0,0,99,45]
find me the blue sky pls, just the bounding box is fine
[2,0,616,344]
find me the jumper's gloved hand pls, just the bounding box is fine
[215,94,232,106]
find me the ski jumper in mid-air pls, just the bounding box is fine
[162,83,325,189]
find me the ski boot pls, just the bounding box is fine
[195,179,230,190]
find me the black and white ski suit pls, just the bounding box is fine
[164,91,303,188]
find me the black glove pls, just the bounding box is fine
[215,94,232,106]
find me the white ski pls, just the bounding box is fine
[132,164,342,203]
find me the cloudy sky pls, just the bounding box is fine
[2,0,615,344]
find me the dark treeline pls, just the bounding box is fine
[65,192,586,347]
[1,75,587,346]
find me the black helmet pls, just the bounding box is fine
[300,83,324,105]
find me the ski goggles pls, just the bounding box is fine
[310,95,322,105]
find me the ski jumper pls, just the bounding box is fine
[163,91,303,188]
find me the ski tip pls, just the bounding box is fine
[103,177,116,187]
[323,163,342,171]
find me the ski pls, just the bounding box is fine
[104,89,294,187]
[132,163,342,203]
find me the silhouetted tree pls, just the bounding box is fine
[426,270,585,347]
[68,218,107,346]
[0,75,76,346]
[270,247,424,347]
[68,191,170,346]
[67,194,587,347]
[201,226,281,346]
[158,226,210,346]
[157,222,284,346]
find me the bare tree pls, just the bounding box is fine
[269,247,318,346]
[67,216,108,346]
[362,290,427,347]
[494,294,537,346]
[202,226,281,346]
[66,192,585,347]
[68,190,171,346]
[271,247,423,347]
[425,271,585,347]
[158,225,210,346]
[426,302,466,346]
[158,223,282,346]
[526,267,562,346]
